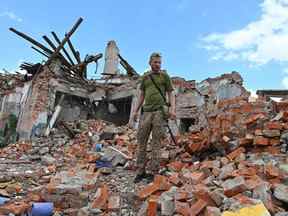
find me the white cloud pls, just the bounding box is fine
[0,11,22,22]
[202,0,288,65]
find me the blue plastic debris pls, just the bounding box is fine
[95,143,103,152]
[31,202,54,216]
[0,196,10,205]
[96,159,112,168]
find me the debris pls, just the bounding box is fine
[274,184,288,204]
[30,202,54,216]
[1,36,288,216]
[222,203,271,216]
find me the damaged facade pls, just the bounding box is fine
[0,16,251,146]
[0,45,250,145]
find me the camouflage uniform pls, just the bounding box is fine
[136,110,166,174]
[135,70,173,175]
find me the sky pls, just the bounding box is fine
[1,0,288,92]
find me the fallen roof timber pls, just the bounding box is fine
[51,31,75,66]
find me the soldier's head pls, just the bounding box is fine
[149,52,162,72]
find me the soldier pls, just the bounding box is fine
[132,52,176,183]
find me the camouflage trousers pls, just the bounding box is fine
[136,110,166,175]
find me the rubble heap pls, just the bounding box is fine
[0,17,287,216]
[0,93,287,215]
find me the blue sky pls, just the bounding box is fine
[1,0,288,92]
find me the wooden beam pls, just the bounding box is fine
[9,28,53,55]
[43,35,71,67]
[46,17,83,65]
[31,46,50,58]
[67,37,81,64]
[51,31,75,66]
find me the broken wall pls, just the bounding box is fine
[16,63,55,139]
[171,71,250,134]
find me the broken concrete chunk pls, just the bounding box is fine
[108,195,121,211]
[111,154,127,167]
[275,213,288,216]
[39,146,50,155]
[209,189,226,206]
[41,155,56,165]
[205,206,221,216]
[263,129,281,138]
[274,184,288,203]
[219,163,235,180]
[222,176,247,197]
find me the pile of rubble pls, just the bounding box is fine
[0,96,288,215]
[133,97,288,216]
[0,119,138,215]
[0,17,287,215]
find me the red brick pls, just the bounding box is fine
[0,201,30,215]
[63,208,78,216]
[212,167,221,177]
[175,201,190,216]
[245,113,265,125]
[183,172,206,184]
[232,167,257,177]
[168,173,182,186]
[167,161,185,172]
[222,176,247,197]
[270,138,280,146]
[245,176,263,190]
[190,199,208,216]
[222,136,230,143]
[265,121,282,130]
[91,184,109,210]
[276,103,288,113]
[255,129,263,136]
[239,137,253,146]
[265,163,279,178]
[204,206,221,216]
[86,154,100,163]
[234,194,257,205]
[194,188,216,207]
[175,191,189,201]
[200,160,220,169]
[254,136,269,146]
[46,183,57,194]
[227,147,245,161]
[147,195,158,216]
[265,146,281,154]
[137,184,159,200]
[240,103,253,113]
[154,175,171,191]
[220,157,230,166]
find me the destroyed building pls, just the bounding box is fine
[0,17,288,216]
[0,17,251,146]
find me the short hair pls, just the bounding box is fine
[149,52,162,62]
